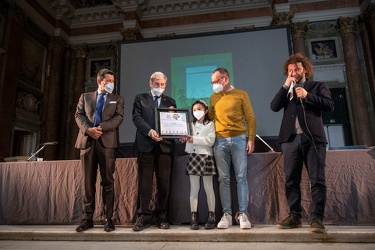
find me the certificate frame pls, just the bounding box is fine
[155,108,192,139]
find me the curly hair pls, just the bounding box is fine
[283,53,313,78]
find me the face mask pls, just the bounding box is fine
[153,87,164,97]
[193,110,205,121]
[104,83,114,93]
[212,83,224,93]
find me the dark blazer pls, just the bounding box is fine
[132,92,177,153]
[75,91,124,149]
[270,80,334,144]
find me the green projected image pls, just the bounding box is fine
[171,53,233,108]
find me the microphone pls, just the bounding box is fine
[288,81,294,101]
[42,141,58,145]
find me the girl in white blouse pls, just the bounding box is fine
[179,100,216,230]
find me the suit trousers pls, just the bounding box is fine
[281,134,327,220]
[136,143,173,220]
[80,139,116,220]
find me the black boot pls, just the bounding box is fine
[204,211,216,229]
[190,212,199,230]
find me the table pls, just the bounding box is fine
[0,149,374,225]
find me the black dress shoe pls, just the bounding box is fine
[157,218,170,229]
[132,216,151,232]
[104,219,115,232]
[76,219,94,232]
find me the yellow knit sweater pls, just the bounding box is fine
[209,87,256,141]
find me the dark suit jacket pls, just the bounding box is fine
[270,80,334,144]
[75,91,124,149]
[132,92,177,153]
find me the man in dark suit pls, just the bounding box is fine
[271,53,334,233]
[75,69,124,232]
[132,71,177,231]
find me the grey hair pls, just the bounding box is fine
[150,72,167,82]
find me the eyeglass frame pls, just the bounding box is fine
[211,75,226,84]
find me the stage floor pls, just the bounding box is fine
[1,224,375,243]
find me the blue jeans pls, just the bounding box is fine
[214,135,249,215]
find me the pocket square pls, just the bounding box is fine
[109,101,117,104]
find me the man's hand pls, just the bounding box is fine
[295,87,308,99]
[150,129,163,142]
[246,140,255,155]
[86,127,103,139]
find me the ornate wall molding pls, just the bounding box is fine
[8,2,27,26]
[337,17,357,34]
[291,21,308,39]
[141,0,270,19]
[16,91,40,115]
[73,43,87,58]
[271,12,293,26]
[121,27,143,40]
[49,36,67,52]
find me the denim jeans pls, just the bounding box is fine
[214,135,249,215]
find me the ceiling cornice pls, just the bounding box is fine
[293,7,360,23]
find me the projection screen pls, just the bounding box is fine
[119,26,292,144]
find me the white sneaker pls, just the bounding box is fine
[217,213,232,229]
[238,213,251,229]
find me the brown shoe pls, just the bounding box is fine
[277,214,302,229]
[310,218,325,233]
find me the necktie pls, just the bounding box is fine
[94,93,105,126]
[153,95,159,107]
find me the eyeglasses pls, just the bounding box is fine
[211,76,225,84]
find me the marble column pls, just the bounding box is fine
[337,17,374,146]
[58,46,72,160]
[291,21,308,56]
[359,4,375,119]
[42,36,67,160]
[0,4,26,161]
[67,43,87,160]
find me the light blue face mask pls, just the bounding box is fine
[104,83,114,93]
[152,87,164,97]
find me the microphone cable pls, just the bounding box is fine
[300,98,326,168]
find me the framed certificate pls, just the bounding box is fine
[155,108,192,138]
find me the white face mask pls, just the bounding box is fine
[152,87,164,97]
[104,82,114,93]
[193,110,205,121]
[212,83,224,93]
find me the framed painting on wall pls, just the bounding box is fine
[308,37,340,61]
